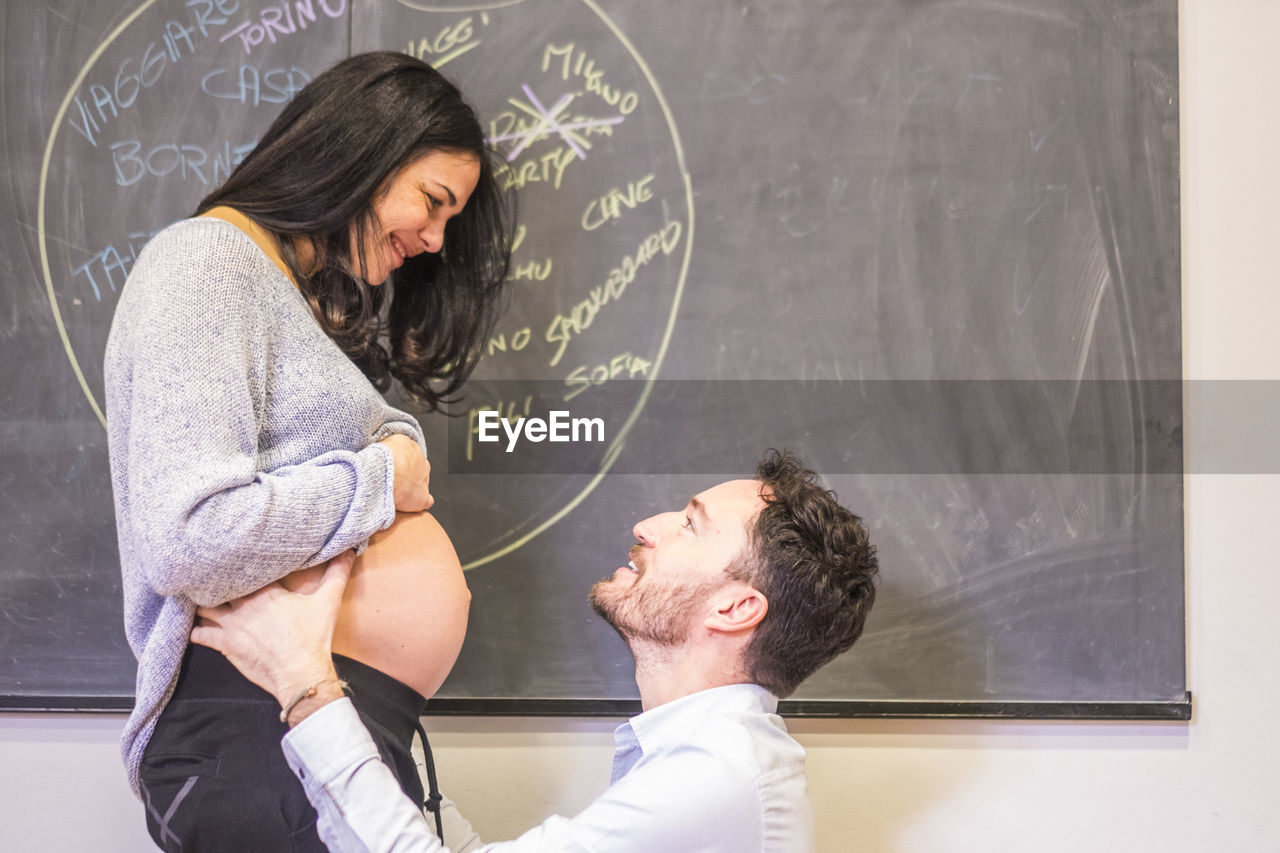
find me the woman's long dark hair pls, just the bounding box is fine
[197,51,511,411]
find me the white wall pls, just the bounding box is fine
[3,0,1276,849]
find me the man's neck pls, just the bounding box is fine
[631,641,749,712]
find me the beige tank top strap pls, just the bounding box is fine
[199,205,297,286]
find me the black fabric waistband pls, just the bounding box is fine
[333,654,429,746]
[173,644,428,745]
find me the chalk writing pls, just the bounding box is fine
[110,139,256,187]
[488,84,625,162]
[486,326,533,357]
[581,174,654,230]
[510,258,552,281]
[72,231,158,301]
[545,221,682,367]
[67,5,225,147]
[188,0,243,32]
[493,146,576,192]
[563,352,652,401]
[221,0,345,56]
[510,223,528,252]
[543,42,639,114]
[489,105,618,155]
[201,64,310,105]
[405,14,486,67]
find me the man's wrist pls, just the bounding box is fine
[274,659,344,727]
[281,676,348,727]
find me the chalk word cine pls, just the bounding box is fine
[475,410,604,453]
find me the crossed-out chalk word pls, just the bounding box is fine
[489,83,626,161]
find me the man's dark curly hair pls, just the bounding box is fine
[728,449,879,698]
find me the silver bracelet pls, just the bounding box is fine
[279,678,348,724]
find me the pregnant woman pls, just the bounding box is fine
[104,51,510,851]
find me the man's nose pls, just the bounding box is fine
[633,510,682,545]
[632,515,659,546]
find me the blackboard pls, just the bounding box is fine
[0,0,1187,719]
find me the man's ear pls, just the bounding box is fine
[705,583,768,634]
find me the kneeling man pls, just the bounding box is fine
[193,449,880,852]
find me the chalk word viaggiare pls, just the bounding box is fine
[475,409,605,453]
[68,0,242,147]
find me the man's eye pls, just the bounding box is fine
[683,516,694,531]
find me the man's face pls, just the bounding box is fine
[589,478,766,646]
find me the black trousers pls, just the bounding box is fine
[139,644,429,853]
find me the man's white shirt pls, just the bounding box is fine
[282,682,817,852]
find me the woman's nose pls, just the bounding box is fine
[421,220,445,254]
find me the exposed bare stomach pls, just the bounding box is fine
[283,511,470,700]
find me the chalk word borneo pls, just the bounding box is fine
[475,410,605,453]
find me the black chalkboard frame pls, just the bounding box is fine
[1,693,1193,721]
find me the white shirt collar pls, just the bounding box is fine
[611,683,779,780]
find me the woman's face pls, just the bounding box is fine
[354,149,481,285]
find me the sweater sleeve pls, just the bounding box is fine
[111,231,397,606]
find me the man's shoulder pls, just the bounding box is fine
[632,685,805,786]
[689,700,806,780]
[613,698,813,852]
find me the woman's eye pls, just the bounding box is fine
[683,516,694,531]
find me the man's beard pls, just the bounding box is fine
[589,572,723,647]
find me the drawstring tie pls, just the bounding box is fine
[415,719,444,843]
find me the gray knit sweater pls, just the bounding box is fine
[105,218,426,795]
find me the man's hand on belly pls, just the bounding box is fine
[191,551,354,723]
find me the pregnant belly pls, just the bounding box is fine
[288,512,471,700]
